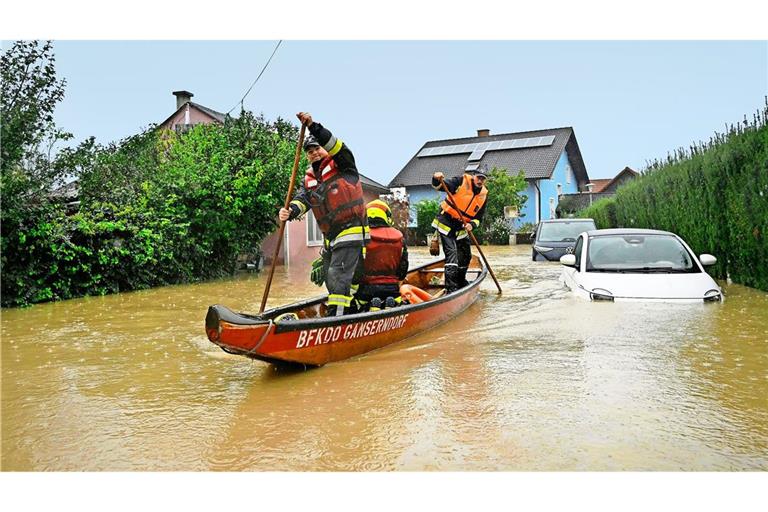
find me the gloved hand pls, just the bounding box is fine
[310,257,325,286]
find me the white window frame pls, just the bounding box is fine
[549,197,556,219]
[306,211,324,246]
[556,183,562,196]
[566,163,572,185]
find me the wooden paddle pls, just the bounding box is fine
[259,124,307,313]
[438,179,503,294]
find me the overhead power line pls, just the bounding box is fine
[226,40,283,115]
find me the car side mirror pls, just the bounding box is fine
[699,254,717,266]
[560,254,577,267]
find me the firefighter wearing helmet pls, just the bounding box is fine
[352,200,409,311]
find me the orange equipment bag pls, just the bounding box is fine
[399,284,433,304]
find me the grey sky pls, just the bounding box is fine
[45,40,768,183]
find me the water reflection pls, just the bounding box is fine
[1,246,766,470]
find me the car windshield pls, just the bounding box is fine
[586,234,700,273]
[538,221,596,242]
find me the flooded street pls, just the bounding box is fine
[2,245,767,471]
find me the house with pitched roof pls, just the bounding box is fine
[590,166,638,193]
[556,166,639,217]
[388,127,591,228]
[157,90,227,132]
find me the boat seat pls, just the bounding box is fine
[431,289,447,299]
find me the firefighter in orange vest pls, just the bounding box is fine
[431,167,488,293]
[279,112,369,316]
[353,200,409,311]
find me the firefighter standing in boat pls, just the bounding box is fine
[431,167,488,293]
[278,112,369,316]
[353,200,409,311]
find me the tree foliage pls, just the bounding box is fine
[475,167,527,244]
[1,41,303,307]
[415,199,440,243]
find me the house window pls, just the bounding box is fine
[549,197,556,219]
[306,211,324,246]
[566,164,572,185]
[556,183,562,196]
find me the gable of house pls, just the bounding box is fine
[157,90,227,132]
[589,179,612,193]
[602,166,638,193]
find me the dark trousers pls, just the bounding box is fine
[324,244,364,314]
[440,233,471,293]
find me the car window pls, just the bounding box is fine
[538,221,597,242]
[586,234,700,273]
[573,237,584,270]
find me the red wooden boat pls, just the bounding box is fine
[205,255,487,366]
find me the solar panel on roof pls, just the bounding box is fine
[468,149,485,161]
[465,163,480,172]
[416,135,555,159]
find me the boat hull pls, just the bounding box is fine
[205,257,486,366]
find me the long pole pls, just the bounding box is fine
[439,180,502,294]
[260,124,306,313]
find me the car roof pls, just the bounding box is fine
[539,218,596,224]
[585,228,676,236]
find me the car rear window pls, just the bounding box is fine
[538,221,596,242]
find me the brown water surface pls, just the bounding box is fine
[2,246,767,470]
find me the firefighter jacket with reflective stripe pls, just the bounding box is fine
[360,225,407,285]
[287,123,367,244]
[439,174,488,223]
[302,159,366,238]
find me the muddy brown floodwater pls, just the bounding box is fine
[2,245,767,470]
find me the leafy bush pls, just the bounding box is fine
[1,41,302,307]
[517,222,536,233]
[484,217,513,244]
[473,167,527,244]
[579,196,617,229]
[415,199,440,243]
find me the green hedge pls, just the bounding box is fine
[579,103,768,291]
[2,116,302,308]
[579,196,617,230]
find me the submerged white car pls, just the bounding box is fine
[559,229,723,302]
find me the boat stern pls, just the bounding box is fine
[205,304,271,355]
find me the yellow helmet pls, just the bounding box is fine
[366,199,393,226]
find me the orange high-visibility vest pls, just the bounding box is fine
[441,174,488,222]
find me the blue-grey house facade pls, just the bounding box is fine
[388,127,591,228]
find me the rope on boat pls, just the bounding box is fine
[247,319,275,355]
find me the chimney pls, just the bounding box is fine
[477,129,490,137]
[173,90,194,110]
